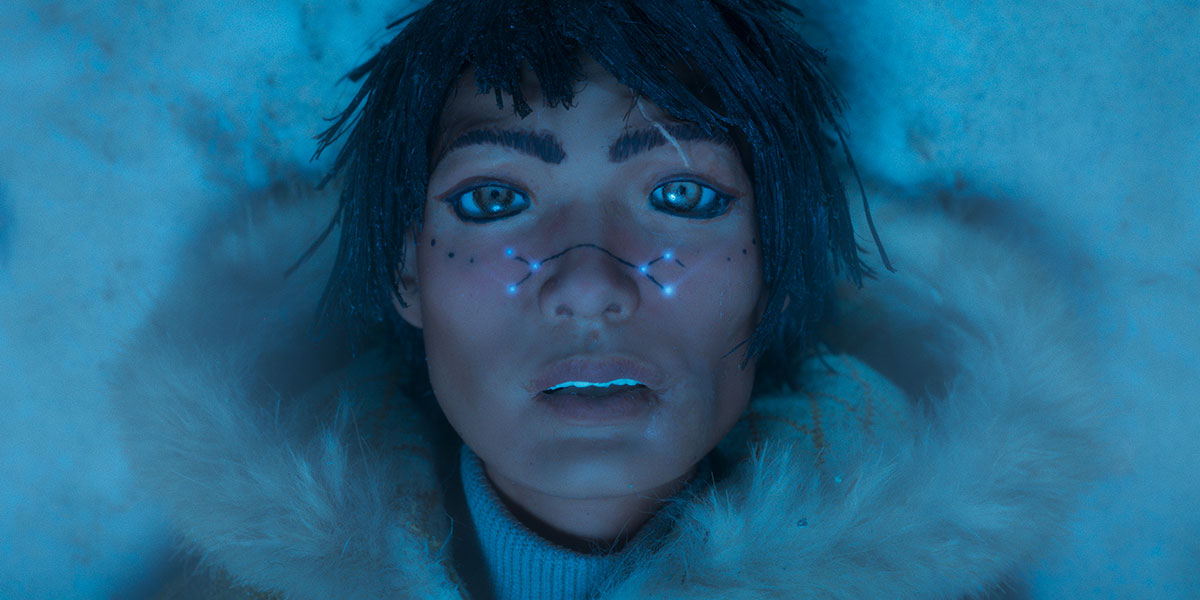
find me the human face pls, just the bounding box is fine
[396,61,765,510]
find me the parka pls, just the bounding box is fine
[112,187,1110,599]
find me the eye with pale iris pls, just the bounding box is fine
[649,180,731,219]
[446,183,530,222]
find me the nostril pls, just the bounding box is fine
[539,245,639,321]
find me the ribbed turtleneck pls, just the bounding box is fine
[459,444,711,600]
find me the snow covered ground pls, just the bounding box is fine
[1,1,1196,597]
[800,2,1200,596]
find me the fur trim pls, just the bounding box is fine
[597,201,1112,598]
[112,192,463,599]
[111,188,1111,599]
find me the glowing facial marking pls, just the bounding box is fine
[499,244,687,296]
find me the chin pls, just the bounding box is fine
[529,447,693,495]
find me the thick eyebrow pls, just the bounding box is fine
[607,123,733,163]
[437,128,566,166]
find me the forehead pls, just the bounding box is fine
[435,58,680,145]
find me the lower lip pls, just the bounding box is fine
[536,388,658,424]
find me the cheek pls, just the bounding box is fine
[418,234,542,299]
[657,236,763,328]
[415,237,530,382]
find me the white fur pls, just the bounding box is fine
[111,193,1112,599]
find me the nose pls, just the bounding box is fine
[538,243,640,324]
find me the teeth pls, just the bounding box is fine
[545,378,645,392]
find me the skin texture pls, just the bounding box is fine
[395,59,765,553]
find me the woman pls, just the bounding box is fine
[116,1,1108,598]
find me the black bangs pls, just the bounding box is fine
[304,0,887,382]
[465,2,584,116]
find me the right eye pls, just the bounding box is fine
[648,179,732,219]
[445,183,531,222]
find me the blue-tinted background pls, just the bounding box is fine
[1,1,1196,597]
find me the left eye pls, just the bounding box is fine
[649,180,731,219]
[448,184,531,222]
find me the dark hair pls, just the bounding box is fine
[299,0,889,392]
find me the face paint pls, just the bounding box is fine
[401,59,765,550]
[501,244,686,295]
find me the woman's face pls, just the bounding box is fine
[397,61,764,505]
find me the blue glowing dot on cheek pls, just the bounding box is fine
[499,244,685,297]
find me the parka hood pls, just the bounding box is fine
[112,187,1112,599]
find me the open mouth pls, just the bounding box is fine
[530,359,663,423]
[537,378,658,422]
[541,378,649,397]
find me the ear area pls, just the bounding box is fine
[391,229,423,330]
[753,288,787,323]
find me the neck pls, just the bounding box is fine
[482,462,699,553]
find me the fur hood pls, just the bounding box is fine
[112,185,1112,599]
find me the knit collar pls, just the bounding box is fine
[459,444,714,600]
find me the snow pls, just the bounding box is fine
[800,2,1199,593]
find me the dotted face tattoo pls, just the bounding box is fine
[499,244,687,296]
[433,234,756,299]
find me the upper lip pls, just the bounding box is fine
[527,355,667,394]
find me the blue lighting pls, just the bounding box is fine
[505,248,514,256]
[663,250,673,260]
[639,265,648,273]
[530,261,540,271]
[663,285,675,296]
[507,284,518,294]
